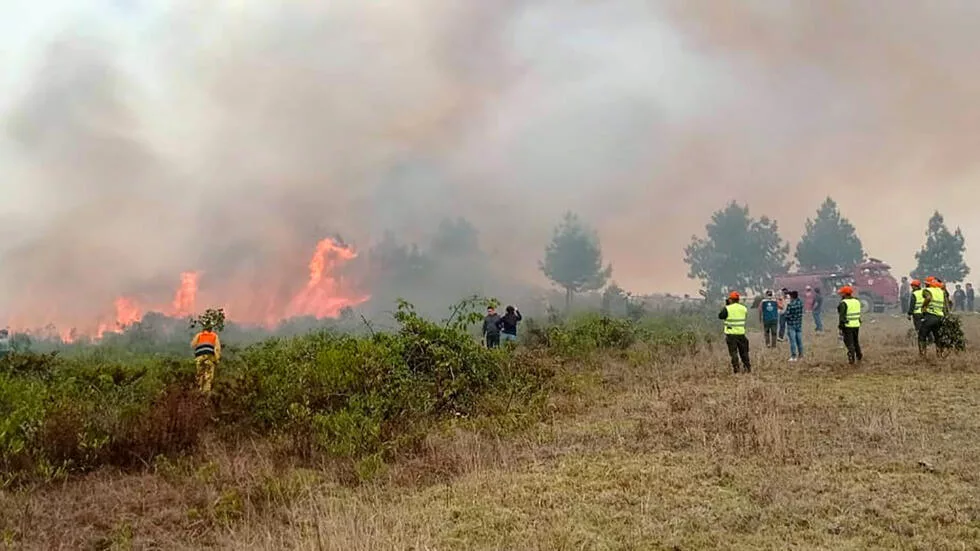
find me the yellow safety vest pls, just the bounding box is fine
[925,288,945,317]
[842,298,862,328]
[911,289,924,314]
[724,303,748,335]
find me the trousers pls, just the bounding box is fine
[195,355,217,393]
[841,327,862,364]
[725,334,751,373]
[763,321,777,347]
[485,333,500,348]
[918,314,943,353]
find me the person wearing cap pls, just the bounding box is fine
[837,285,863,365]
[907,279,926,334]
[918,280,946,356]
[718,291,751,373]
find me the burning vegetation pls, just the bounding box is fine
[4,237,368,342]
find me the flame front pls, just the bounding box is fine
[172,272,199,318]
[286,238,368,319]
[7,238,369,341]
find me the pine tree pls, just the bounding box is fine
[795,197,865,271]
[911,211,969,282]
[684,202,791,299]
[541,212,612,309]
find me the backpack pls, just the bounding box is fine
[761,300,779,323]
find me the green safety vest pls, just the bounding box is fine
[925,288,945,317]
[911,289,925,314]
[842,298,862,328]
[724,303,748,335]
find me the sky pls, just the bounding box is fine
[1,0,979,331]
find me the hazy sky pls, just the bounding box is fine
[1,0,979,328]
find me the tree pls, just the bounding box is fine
[911,211,969,282]
[541,212,612,308]
[601,283,629,317]
[430,217,480,258]
[795,197,865,271]
[684,202,791,299]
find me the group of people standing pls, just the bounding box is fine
[905,277,953,354]
[757,287,826,360]
[719,285,864,373]
[482,305,522,348]
[902,277,973,313]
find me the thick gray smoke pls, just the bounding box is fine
[1,1,979,332]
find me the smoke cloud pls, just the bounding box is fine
[1,1,978,333]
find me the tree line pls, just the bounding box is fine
[681,198,969,299]
[367,198,970,309]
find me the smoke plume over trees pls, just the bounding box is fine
[2,2,980,330]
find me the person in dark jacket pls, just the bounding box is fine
[758,290,779,347]
[967,283,975,312]
[812,288,824,332]
[497,306,522,344]
[953,284,966,312]
[482,307,502,348]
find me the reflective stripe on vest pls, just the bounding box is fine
[925,289,945,317]
[911,289,924,314]
[724,303,748,335]
[843,298,862,328]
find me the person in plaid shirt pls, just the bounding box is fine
[784,290,805,361]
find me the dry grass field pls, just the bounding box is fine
[5,314,980,550]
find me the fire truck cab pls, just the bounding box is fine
[773,258,899,314]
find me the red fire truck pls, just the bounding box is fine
[772,258,900,313]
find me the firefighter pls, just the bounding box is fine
[190,323,221,393]
[718,291,751,373]
[837,286,863,365]
[906,279,925,334]
[918,280,946,356]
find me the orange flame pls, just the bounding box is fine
[7,238,369,342]
[172,272,199,318]
[286,238,369,319]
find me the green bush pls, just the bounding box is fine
[524,312,708,360]
[0,299,707,484]
[0,298,555,483]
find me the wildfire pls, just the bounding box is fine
[286,238,369,319]
[172,272,199,318]
[7,237,369,342]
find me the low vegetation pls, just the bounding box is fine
[2,304,978,549]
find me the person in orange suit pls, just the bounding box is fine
[190,325,221,393]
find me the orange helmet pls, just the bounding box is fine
[728,291,740,300]
[925,276,936,283]
[910,279,921,287]
[930,280,943,287]
[839,286,854,296]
